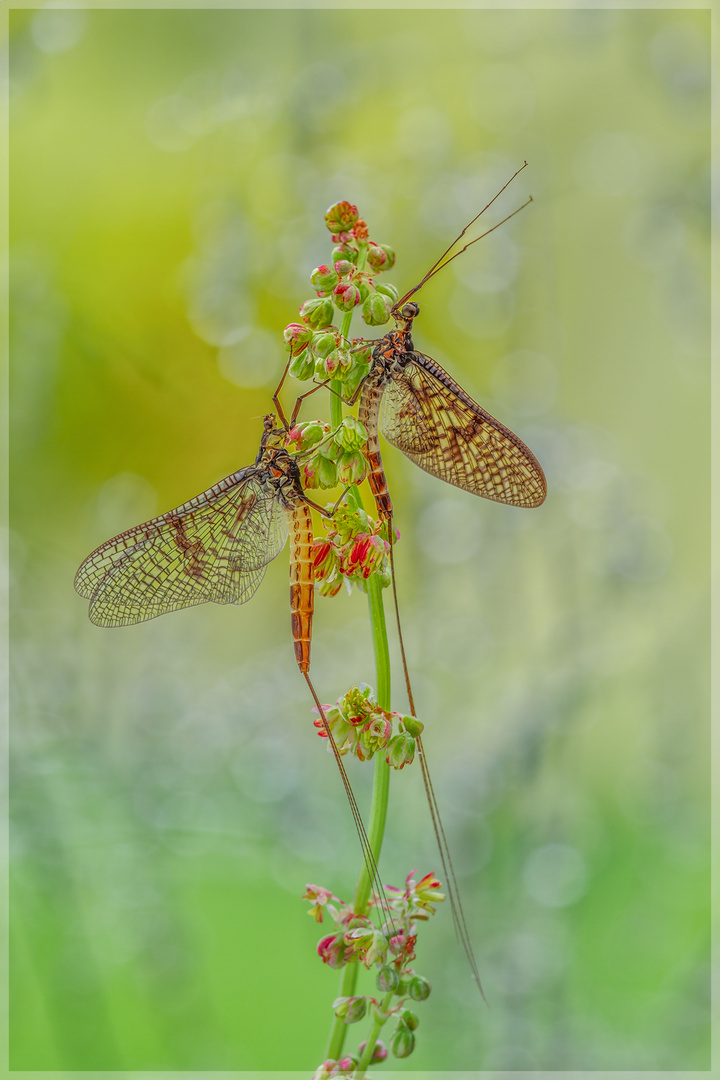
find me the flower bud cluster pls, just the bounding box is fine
[307,869,441,1068]
[284,417,368,491]
[311,503,396,598]
[282,201,397,387]
[313,683,423,767]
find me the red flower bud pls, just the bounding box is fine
[310,264,339,295]
[325,201,359,235]
[283,322,313,354]
[333,259,354,278]
[333,281,361,312]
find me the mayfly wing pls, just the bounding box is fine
[378,352,547,509]
[75,466,290,627]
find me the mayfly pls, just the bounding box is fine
[75,414,392,926]
[356,164,546,523]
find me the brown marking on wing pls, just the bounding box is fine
[378,355,547,508]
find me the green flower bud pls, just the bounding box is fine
[337,449,367,486]
[334,415,368,451]
[376,282,399,304]
[295,420,325,449]
[390,1021,416,1059]
[288,347,314,381]
[386,732,416,770]
[400,714,424,738]
[332,996,367,1024]
[357,280,371,303]
[333,282,361,312]
[366,242,396,272]
[333,259,354,278]
[407,975,431,1001]
[342,354,373,399]
[325,201,359,235]
[399,1008,419,1031]
[310,264,339,294]
[300,296,335,330]
[321,349,341,378]
[311,330,338,359]
[331,243,358,265]
[376,965,402,993]
[315,455,339,488]
[362,291,393,327]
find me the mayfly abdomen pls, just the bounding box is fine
[288,500,314,674]
[358,378,393,523]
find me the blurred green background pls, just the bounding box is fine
[9,5,710,1073]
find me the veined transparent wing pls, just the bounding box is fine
[379,353,547,508]
[75,466,290,627]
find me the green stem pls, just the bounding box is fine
[325,237,392,1065]
[324,457,393,1066]
[354,992,394,1078]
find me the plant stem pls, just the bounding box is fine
[354,992,394,1078]
[325,288,393,1063]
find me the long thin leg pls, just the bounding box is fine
[303,670,397,935]
[387,520,486,1000]
[272,358,293,430]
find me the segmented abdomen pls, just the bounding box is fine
[288,501,314,674]
[358,379,393,522]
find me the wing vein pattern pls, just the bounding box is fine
[75,465,290,627]
[378,353,546,508]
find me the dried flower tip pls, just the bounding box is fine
[352,218,369,241]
